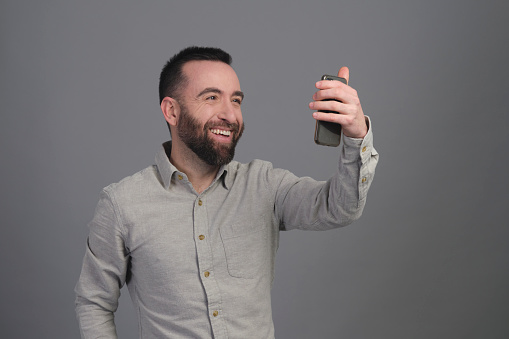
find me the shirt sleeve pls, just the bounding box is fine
[273,116,379,231]
[75,188,129,338]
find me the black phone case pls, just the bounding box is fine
[314,74,347,147]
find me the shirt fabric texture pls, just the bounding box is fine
[75,121,379,339]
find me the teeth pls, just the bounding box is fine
[211,129,231,136]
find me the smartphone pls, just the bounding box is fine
[314,74,347,147]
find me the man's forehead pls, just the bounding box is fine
[182,60,240,92]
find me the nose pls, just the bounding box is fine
[217,100,239,124]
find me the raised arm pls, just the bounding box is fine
[274,67,378,230]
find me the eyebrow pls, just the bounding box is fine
[196,87,245,100]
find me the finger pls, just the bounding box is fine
[309,100,354,115]
[312,111,350,125]
[315,79,354,95]
[337,66,349,85]
[313,88,343,101]
[313,87,356,104]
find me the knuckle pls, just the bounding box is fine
[345,115,354,125]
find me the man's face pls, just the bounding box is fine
[175,60,245,166]
[177,100,244,166]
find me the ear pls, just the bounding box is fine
[161,97,180,127]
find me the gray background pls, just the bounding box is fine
[1,0,508,338]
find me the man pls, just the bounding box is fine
[75,46,378,338]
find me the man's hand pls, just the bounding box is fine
[309,67,368,139]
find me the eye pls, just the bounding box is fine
[233,98,242,105]
[207,95,217,101]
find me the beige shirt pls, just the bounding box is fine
[75,122,378,338]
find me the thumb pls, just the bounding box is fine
[337,66,349,85]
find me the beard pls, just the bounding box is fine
[177,103,244,167]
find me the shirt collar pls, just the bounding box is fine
[155,141,233,190]
[155,141,178,189]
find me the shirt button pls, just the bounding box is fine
[178,174,183,180]
[213,311,219,317]
[362,177,367,183]
[199,235,205,240]
[362,146,367,153]
[204,271,210,278]
[198,200,203,206]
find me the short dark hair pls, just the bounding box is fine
[159,46,232,104]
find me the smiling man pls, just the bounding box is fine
[75,46,379,338]
[162,58,245,193]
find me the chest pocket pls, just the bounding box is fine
[220,224,268,279]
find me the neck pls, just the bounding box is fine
[169,139,220,194]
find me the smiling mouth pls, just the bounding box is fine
[210,128,232,137]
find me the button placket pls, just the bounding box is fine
[195,197,209,278]
[192,194,224,333]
